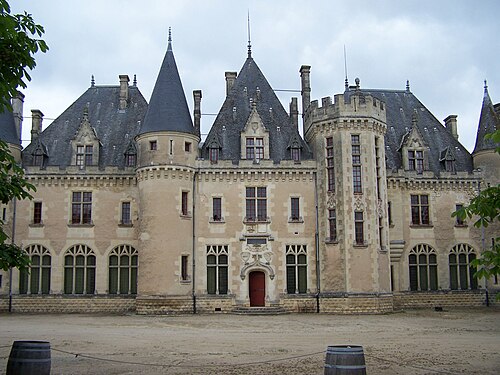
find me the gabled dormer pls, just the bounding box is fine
[399,110,429,174]
[240,102,269,162]
[287,132,302,163]
[124,141,137,167]
[30,139,49,168]
[71,107,101,168]
[439,146,456,173]
[205,133,222,164]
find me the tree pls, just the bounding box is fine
[453,130,500,291]
[0,0,48,112]
[0,0,47,270]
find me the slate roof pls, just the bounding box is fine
[22,85,148,169]
[344,87,474,175]
[0,109,19,145]
[202,56,312,163]
[473,83,499,154]
[139,36,196,136]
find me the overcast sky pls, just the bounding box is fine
[11,0,500,151]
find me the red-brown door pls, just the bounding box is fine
[249,271,265,307]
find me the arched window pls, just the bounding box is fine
[64,245,96,294]
[409,244,438,291]
[449,244,477,290]
[109,245,138,294]
[19,245,51,294]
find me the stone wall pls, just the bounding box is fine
[0,295,135,313]
[319,294,394,314]
[393,290,487,309]
[135,296,194,315]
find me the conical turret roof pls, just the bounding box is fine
[0,109,19,145]
[139,32,195,136]
[473,81,499,154]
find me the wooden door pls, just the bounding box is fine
[249,271,265,307]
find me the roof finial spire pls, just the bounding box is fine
[484,79,488,93]
[91,75,95,87]
[344,45,349,90]
[133,74,137,87]
[406,80,410,92]
[167,27,172,51]
[247,10,252,58]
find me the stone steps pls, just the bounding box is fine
[231,306,288,315]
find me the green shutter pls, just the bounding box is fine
[218,266,228,294]
[298,265,307,293]
[207,266,216,294]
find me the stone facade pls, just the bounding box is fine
[0,36,498,314]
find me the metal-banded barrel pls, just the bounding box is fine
[6,341,51,375]
[324,345,366,375]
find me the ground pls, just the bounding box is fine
[0,308,499,374]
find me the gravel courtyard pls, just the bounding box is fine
[1,308,499,374]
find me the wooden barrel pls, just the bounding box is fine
[324,345,366,375]
[6,341,51,375]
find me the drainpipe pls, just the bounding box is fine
[8,198,17,313]
[314,172,320,313]
[192,170,197,314]
[478,181,489,307]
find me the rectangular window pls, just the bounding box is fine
[126,154,136,167]
[286,245,307,294]
[121,202,131,225]
[71,192,92,224]
[181,191,189,216]
[76,145,84,166]
[246,137,264,160]
[352,135,362,193]
[455,204,464,226]
[290,197,300,221]
[212,197,222,221]
[150,140,157,151]
[291,147,300,162]
[209,148,219,164]
[33,202,42,224]
[388,201,392,225]
[2,207,6,221]
[185,142,191,152]
[354,211,364,245]
[408,150,424,173]
[85,145,93,166]
[181,255,189,281]
[411,194,430,225]
[326,137,335,192]
[328,209,337,242]
[207,245,228,295]
[245,187,267,222]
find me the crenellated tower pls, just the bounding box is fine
[135,30,200,310]
[302,76,392,305]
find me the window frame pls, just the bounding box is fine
[410,194,430,226]
[245,186,267,222]
[408,244,438,291]
[285,245,308,294]
[351,134,362,194]
[354,211,365,246]
[212,197,222,222]
[19,245,51,295]
[328,208,337,242]
[326,137,335,192]
[290,197,301,222]
[206,245,229,295]
[71,191,93,225]
[108,244,138,295]
[64,244,96,295]
[449,244,477,290]
[181,191,189,216]
[33,201,42,225]
[120,201,132,225]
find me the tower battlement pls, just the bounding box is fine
[304,92,386,137]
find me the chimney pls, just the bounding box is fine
[12,91,25,143]
[444,115,458,140]
[119,74,129,110]
[225,72,237,96]
[31,109,44,142]
[193,90,202,137]
[299,65,311,117]
[290,97,298,129]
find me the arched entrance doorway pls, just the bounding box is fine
[249,271,265,307]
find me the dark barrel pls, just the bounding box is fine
[324,345,366,375]
[6,341,51,375]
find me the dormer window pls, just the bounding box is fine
[291,147,300,162]
[408,150,424,174]
[33,148,45,167]
[76,145,93,167]
[246,137,264,160]
[209,147,219,164]
[125,153,136,167]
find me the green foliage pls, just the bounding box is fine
[471,238,500,281]
[0,0,45,270]
[0,243,30,271]
[0,0,49,112]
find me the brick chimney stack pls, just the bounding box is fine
[444,115,458,140]
[299,65,311,117]
[119,75,130,110]
[31,109,44,141]
[193,90,202,137]
[225,72,237,96]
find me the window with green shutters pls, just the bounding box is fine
[206,245,228,295]
[408,244,438,291]
[286,245,307,294]
[108,245,138,294]
[64,245,96,294]
[19,245,51,295]
[449,244,477,290]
